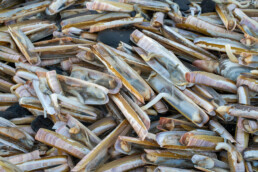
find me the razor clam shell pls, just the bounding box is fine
[193,59,219,73]
[32,80,56,115]
[61,12,130,27]
[27,24,58,42]
[46,0,77,15]
[131,29,192,89]
[144,149,218,160]
[197,15,224,26]
[237,85,250,105]
[55,125,71,138]
[15,69,38,81]
[0,78,14,93]
[177,16,243,40]
[114,137,134,155]
[226,104,258,119]
[0,62,15,76]
[0,94,18,103]
[148,74,209,127]
[106,99,125,122]
[119,0,171,12]
[202,86,227,106]
[30,44,93,53]
[44,163,69,172]
[0,157,22,172]
[111,45,154,76]
[86,0,134,12]
[134,22,162,35]
[168,27,203,41]
[33,37,88,46]
[15,62,48,73]
[218,59,252,81]
[234,8,258,38]
[90,17,143,33]
[0,1,50,23]
[46,70,63,94]
[121,91,150,130]
[16,155,67,171]
[156,131,187,147]
[180,131,223,148]
[118,136,160,148]
[35,128,90,159]
[57,75,109,105]
[185,71,237,93]
[143,30,213,61]
[151,12,164,27]
[216,4,236,31]
[158,117,197,131]
[10,116,35,125]
[182,88,215,115]
[0,32,16,49]
[66,115,101,146]
[209,120,236,143]
[96,154,145,172]
[58,96,101,118]
[192,154,229,170]
[88,117,117,136]
[240,119,258,134]
[194,37,258,54]
[0,50,22,63]
[162,25,217,60]
[237,75,258,93]
[111,94,148,140]
[154,166,198,172]
[142,153,194,168]
[0,136,29,153]
[0,126,34,152]
[6,150,40,164]
[71,65,122,94]
[8,28,40,65]
[243,148,258,161]
[72,120,129,171]
[0,0,23,8]
[92,43,153,103]
[216,143,245,172]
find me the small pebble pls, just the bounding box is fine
[0,111,20,120]
[97,27,135,48]
[174,0,190,11]
[31,115,54,132]
[201,0,216,13]
[0,103,32,119]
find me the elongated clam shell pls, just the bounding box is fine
[96,154,145,172]
[177,16,243,40]
[35,128,90,159]
[148,74,209,127]
[6,150,40,164]
[111,94,148,140]
[72,120,129,171]
[194,37,258,54]
[16,155,67,171]
[0,1,50,23]
[86,0,134,12]
[185,71,237,93]
[131,29,192,89]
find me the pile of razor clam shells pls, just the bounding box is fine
[0,0,257,171]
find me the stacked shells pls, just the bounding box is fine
[0,0,257,171]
